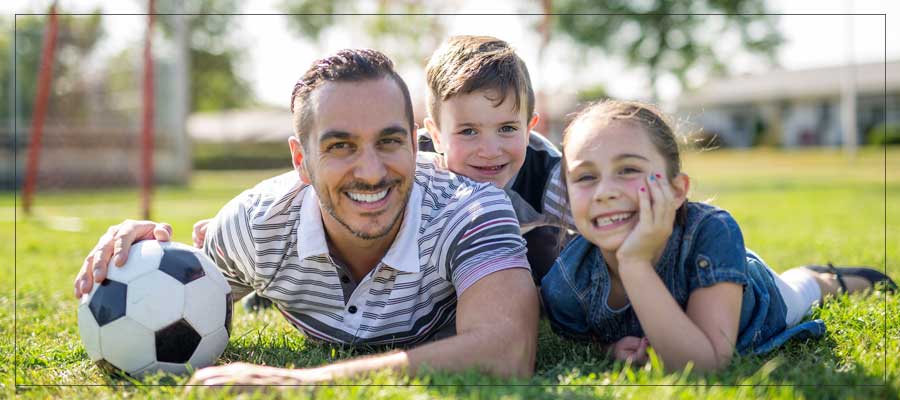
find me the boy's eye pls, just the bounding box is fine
[458,128,478,136]
[499,125,518,134]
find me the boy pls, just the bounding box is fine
[419,35,573,282]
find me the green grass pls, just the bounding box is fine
[3,147,899,399]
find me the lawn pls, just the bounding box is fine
[3,147,898,399]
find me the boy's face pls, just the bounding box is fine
[426,89,537,188]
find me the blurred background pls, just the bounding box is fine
[3,0,898,206]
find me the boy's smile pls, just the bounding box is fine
[427,89,536,188]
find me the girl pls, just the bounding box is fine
[540,100,895,371]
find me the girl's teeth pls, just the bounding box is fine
[348,190,388,203]
[594,213,633,227]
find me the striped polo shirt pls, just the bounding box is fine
[204,152,529,346]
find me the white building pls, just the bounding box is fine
[676,61,900,147]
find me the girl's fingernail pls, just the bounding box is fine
[649,174,656,181]
[655,173,662,179]
[640,187,646,192]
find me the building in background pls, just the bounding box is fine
[677,60,900,148]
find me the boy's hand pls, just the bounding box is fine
[616,172,678,267]
[192,219,212,248]
[611,336,650,364]
[74,220,172,298]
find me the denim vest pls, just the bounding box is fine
[540,202,826,355]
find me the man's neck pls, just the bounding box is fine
[321,214,403,282]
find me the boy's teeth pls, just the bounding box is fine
[347,189,388,203]
[594,212,633,227]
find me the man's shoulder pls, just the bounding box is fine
[414,153,513,215]
[224,171,307,222]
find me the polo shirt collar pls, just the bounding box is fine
[295,183,423,274]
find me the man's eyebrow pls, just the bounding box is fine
[319,130,352,142]
[614,153,650,161]
[380,125,408,136]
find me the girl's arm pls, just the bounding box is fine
[615,173,742,371]
[618,262,742,371]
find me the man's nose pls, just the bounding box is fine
[353,145,388,183]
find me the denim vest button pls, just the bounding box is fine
[698,259,710,268]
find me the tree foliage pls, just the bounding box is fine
[551,0,783,98]
[155,0,254,112]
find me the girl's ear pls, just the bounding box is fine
[288,136,311,185]
[672,173,691,207]
[424,117,444,153]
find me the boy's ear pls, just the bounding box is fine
[288,136,311,185]
[423,117,444,153]
[411,122,419,153]
[671,173,690,207]
[528,113,540,131]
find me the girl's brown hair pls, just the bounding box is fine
[560,99,688,226]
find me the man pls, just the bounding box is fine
[73,49,539,386]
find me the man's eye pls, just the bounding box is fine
[327,143,352,152]
[379,138,403,146]
[458,128,477,136]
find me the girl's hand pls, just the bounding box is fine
[616,172,679,266]
[610,336,650,364]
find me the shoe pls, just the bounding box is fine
[804,263,897,293]
[242,292,273,312]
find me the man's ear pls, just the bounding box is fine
[528,113,540,131]
[423,117,444,153]
[671,173,691,208]
[288,136,311,185]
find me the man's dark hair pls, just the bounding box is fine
[290,49,415,148]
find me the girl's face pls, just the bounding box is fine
[563,120,686,253]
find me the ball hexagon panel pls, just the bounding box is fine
[183,277,227,336]
[99,316,156,373]
[196,249,231,294]
[158,244,206,284]
[155,319,202,363]
[106,240,164,284]
[88,279,127,327]
[126,270,185,331]
[188,326,229,369]
[76,302,102,361]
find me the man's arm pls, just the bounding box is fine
[187,268,539,387]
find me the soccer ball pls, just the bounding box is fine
[77,240,233,376]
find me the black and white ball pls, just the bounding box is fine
[77,240,233,376]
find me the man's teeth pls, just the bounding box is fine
[594,212,634,227]
[347,189,388,203]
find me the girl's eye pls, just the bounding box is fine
[458,128,478,136]
[574,174,596,183]
[619,167,641,175]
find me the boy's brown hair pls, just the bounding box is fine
[425,35,534,127]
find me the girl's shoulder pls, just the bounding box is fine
[678,202,750,290]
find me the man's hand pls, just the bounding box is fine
[185,362,328,392]
[192,219,212,248]
[610,336,650,364]
[74,219,172,298]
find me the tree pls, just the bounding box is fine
[155,0,255,112]
[280,0,447,69]
[551,0,783,100]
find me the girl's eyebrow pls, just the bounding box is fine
[613,153,650,161]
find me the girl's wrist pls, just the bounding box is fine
[616,259,655,280]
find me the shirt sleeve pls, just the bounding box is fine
[444,185,530,296]
[686,211,751,292]
[541,162,577,230]
[203,190,259,300]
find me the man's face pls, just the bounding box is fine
[428,89,535,188]
[292,78,416,241]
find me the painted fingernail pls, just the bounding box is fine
[649,174,656,181]
[655,173,662,179]
[640,187,646,192]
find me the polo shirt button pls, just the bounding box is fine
[698,259,710,268]
[340,275,350,284]
[348,305,357,314]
